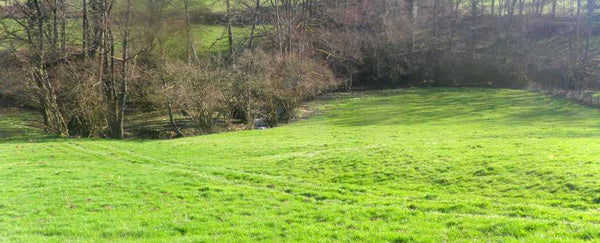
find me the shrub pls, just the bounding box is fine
[165,61,229,133]
[233,50,339,127]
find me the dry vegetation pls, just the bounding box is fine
[0,0,599,138]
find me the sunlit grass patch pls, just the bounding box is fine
[1,88,600,241]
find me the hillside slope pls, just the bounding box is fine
[1,88,600,242]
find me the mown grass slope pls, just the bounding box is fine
[1,88,600,242]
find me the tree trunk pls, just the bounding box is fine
[183,0,193,65]
[161,74,184,138]
[167,98,184,138]
[433,0,439,36]
[406,0,416,55]
[499,0,503,15]
[518,0,524,16]
[59,0,66,56]
[247,0,261,48]
[97,0,122,139]
[52,0,58,52]
[584,0,594,65]
[31,67,68,136]
[28,0,69,136]
[274,0,284,55]
[82,0,89,57]
[117,0,132,139]
[470,0,478,63]
[226,0,234,57]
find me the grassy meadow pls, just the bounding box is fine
[1,88,600,241]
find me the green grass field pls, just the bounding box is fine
[162,24,261,58]
[1,88,600,242]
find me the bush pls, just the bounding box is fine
[52,61,107,137]
[164,61,229,133]
[269,53,338,122]
[233,50,339,126]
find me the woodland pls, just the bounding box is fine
[1,0,598,138]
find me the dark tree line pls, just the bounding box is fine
[311,0,598,90]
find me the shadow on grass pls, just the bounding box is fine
[4,88,600,143]
[0,108,60,144]
[0,127,60,144]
